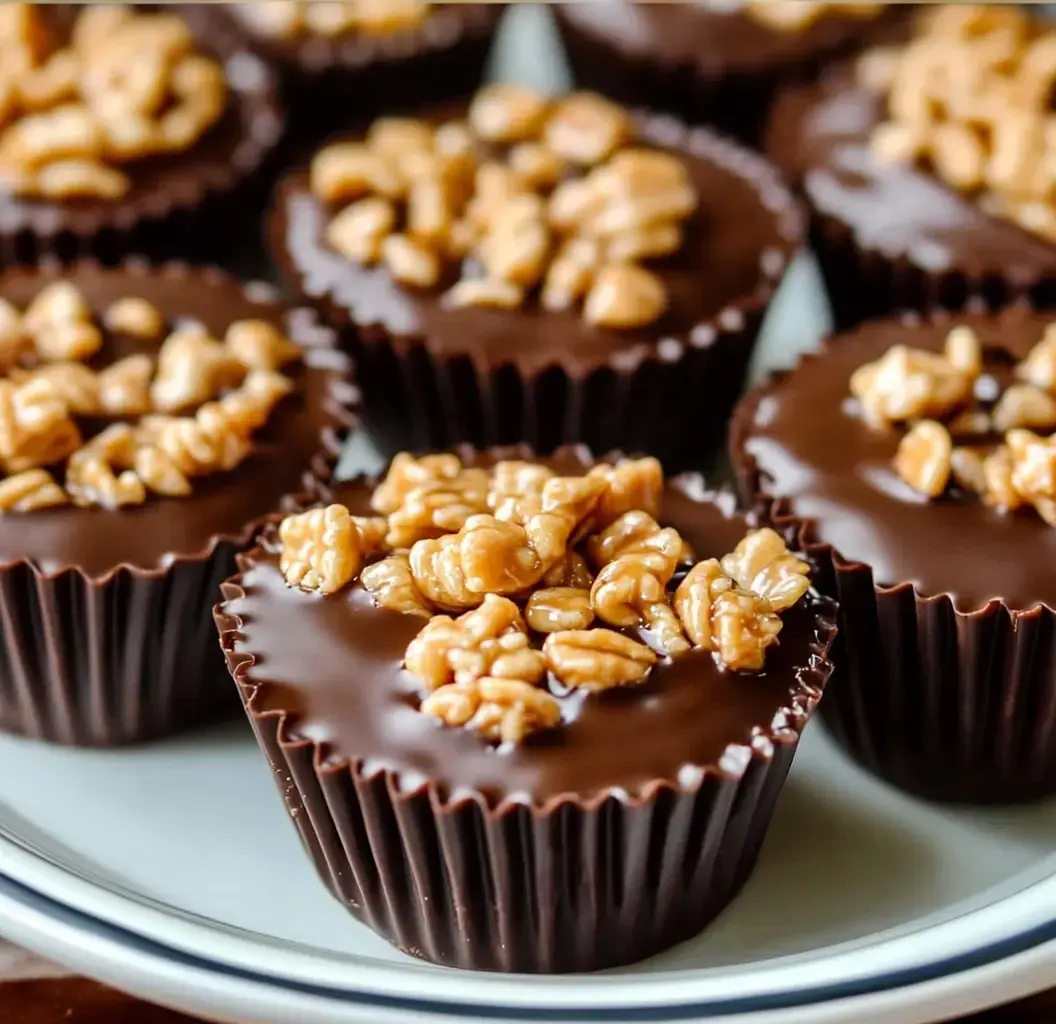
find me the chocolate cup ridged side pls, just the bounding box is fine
[807,211,1056,332]
[214,451,837,972]
[272,7,502,159]
[270,119,803,472]
[218,586,831,973]
[0,6,284,271]
[730,375,1056,804]
[0,261,356,747]
[552,9,899,148]
[764,73,1056,332]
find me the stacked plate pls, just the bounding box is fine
[0,8,1054,1023]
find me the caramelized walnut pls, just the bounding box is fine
[279,504,364,595]
[543,629,656,689]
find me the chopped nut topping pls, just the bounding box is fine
[420,676,560,745]
[0,281,300,512]
[850,341,974,426]
[0,467,68,511]
[278,453,815,744]
[673,559,782,673]
[850,322,1056,523]
[720,527,811,613]
[0,6,227,199]
[312,85,699,329]
[862,6,1056,242]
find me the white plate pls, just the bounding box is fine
[2,7,1056,1023]
[1,712,1056,1024]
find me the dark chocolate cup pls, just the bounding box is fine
[731,366,1056,804]
[0,6,284,271]
[270,121,803,472]
[765,68,1056,332]
[552,4,908,147]
[0,262,356,747]
[806,208,1056,333]
[238,4,503,159]
[214,449,837,972]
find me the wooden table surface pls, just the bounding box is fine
[0,946,1053,1024]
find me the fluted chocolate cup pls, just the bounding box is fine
[0,260,355,746]
[269,103,803,472]
[731,305,1056,802]
[766,62,1056,331]
[215,446,837,972]
[0,6,284,271]
[553,1,911,146]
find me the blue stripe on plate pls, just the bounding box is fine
[2,869,1055,1021]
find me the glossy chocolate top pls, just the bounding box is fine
[767,70,1056,280]
[270,110,800,376]
[557,1,899,74]
[237,3,499,71]
[225,453,833,806]
[739,307,1056,611]
[0,263,346,576]
[0,5,281,239]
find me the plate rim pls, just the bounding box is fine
[2,867,1056,1024]
[2,821,1056,1016]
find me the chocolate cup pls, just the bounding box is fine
[765,70,1056,331]
[0,5,284,270]
[552,3,909,147]
[239,4,502,158]
[214,446,837,972]
[730,343,1056,804]
[270,118,803,472]
[0,261,356,747]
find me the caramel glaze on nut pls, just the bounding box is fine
[275,451,816,747]
[307,86,708,331]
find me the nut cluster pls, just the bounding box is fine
[860,5,1056,241]
[851,324,1056,524]
[744,1,881,33]
[311,85,700,330]
[277,454,812,745]
[0,282,300,513]
[0,4,227,200]
[236,1,429,39]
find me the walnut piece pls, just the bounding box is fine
[405,595,544,691]
[0,467,68,511]
[543,629,657,689]
[279,504,364,594]
[591,553,689,655]
[525,587,595,633]
[103,297,164,340]
[361,553,431,616]
[850,343,973,425]
[893,419,953,498]
[719,527,811,613]
[420,676,560,744]
[673,560,783,673]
